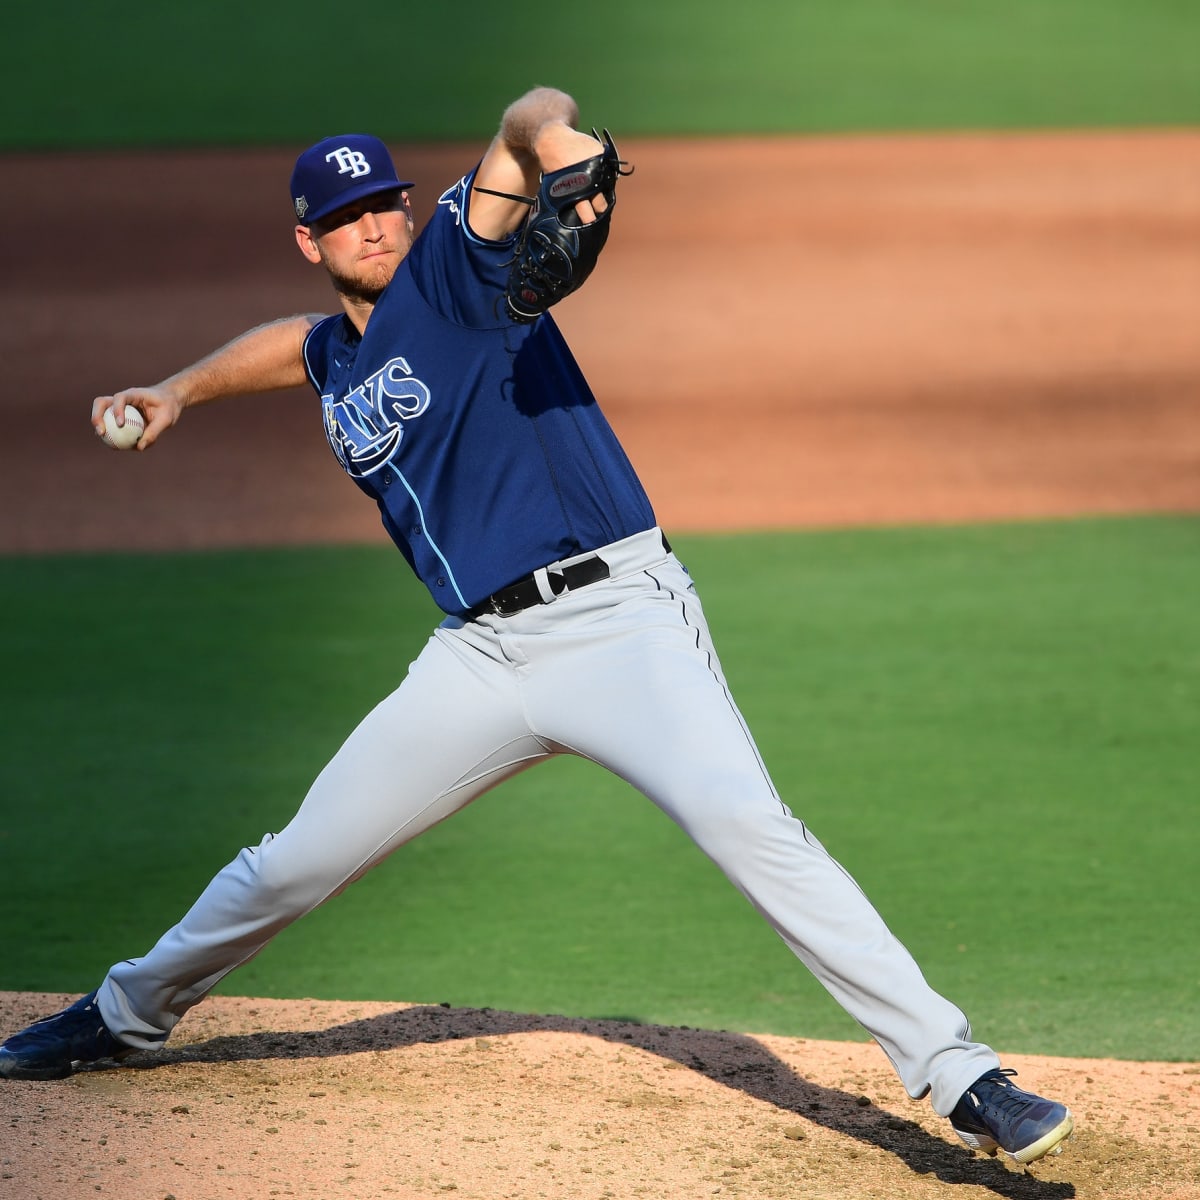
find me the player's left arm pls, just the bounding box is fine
[468,87,607,241]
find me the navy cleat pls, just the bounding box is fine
[949,1069,1074,1165]
[0,991,131,1080]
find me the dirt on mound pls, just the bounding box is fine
[2,993,1197,1200]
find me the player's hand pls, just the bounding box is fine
[533,124,609,223]
[92,385,184,451]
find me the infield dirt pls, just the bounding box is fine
[1,131,1197,1199]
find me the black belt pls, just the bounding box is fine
[465,533,671,621]
[465,555,611,620]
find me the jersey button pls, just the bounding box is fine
[436,577,446,588]
[411,524,423,537]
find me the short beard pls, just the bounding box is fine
[324,258,394,306]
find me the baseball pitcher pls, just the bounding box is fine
[0,86,1072,1168]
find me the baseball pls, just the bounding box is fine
[101,406,145,451]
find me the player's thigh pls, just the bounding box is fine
[268,625,548,880]
[529,564,784,843]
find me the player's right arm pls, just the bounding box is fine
[91,313,326,451]
[469,87,608,242]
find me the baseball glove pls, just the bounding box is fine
[498,129,632,324]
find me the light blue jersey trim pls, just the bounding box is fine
[449,169,523,251]
[302,315,341,390]
[395,469,469,609]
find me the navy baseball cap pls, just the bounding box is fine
[290,134,414,224]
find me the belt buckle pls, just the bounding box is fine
[490,591,521,616]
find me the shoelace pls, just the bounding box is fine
[969,1069,1028,1116]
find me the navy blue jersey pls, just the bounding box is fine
[302,168,656,615]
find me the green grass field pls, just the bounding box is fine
[2,518,1196,1061]
[4,0,1198,148]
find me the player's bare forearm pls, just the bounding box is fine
[158,315,323,408]
[91,314,324,450]
[500,88,581,164]
[471,88,605,240]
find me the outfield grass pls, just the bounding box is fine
[4,0,1198,148]
[1,517,1196,1061]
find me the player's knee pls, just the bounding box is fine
[678,782,813,867]
[234,833,338,913]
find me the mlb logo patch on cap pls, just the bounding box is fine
[290,134,414,224]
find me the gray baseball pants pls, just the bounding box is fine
[99,527,999,1115]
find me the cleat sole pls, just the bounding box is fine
[1008,1113,1074,1166]
[0,1059,74,1081]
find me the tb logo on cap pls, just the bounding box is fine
[326,147,372,178]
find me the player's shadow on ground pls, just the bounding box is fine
[119,1003,1073,1200]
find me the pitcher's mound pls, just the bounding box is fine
[1,992,1195,1199]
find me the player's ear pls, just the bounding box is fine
[295,225,322,265]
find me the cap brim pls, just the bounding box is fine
[303,177,416,224]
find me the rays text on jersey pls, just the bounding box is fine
[323,356,431,476]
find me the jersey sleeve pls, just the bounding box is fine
[301,314,350,394]
[405,167,521,328]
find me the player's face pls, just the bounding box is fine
[295,190,415,304]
